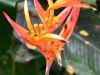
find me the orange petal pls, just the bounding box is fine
[3,12,39,46]
[34,0,45,22]
[47,0,77,10]
[73,3,97,11]
[65,6,80,40]
[60,1,81,47]
[47,7,72,33]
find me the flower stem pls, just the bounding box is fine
[45,58,54,75]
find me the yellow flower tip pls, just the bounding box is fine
[55,51,62,66]
[74,3,97,11]
[53,16,58,24]
[85,5,97,11]
[89,6,97,11]
[26,43,37,50]
[58,60,62,66]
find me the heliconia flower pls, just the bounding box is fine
[3,0,95,75]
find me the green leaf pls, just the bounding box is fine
[13,44,40,63]
[0,0,17,55]
[82,0,97,6]
[62,9,100,75]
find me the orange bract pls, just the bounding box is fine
[3,0,95,75]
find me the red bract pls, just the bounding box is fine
[3,0,95,75]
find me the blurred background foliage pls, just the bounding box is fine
[0,0,100,75]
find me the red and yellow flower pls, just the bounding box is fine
[3,0,95,75]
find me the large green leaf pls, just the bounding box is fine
[62,9,100,75]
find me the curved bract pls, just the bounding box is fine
[3,0,94,75]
